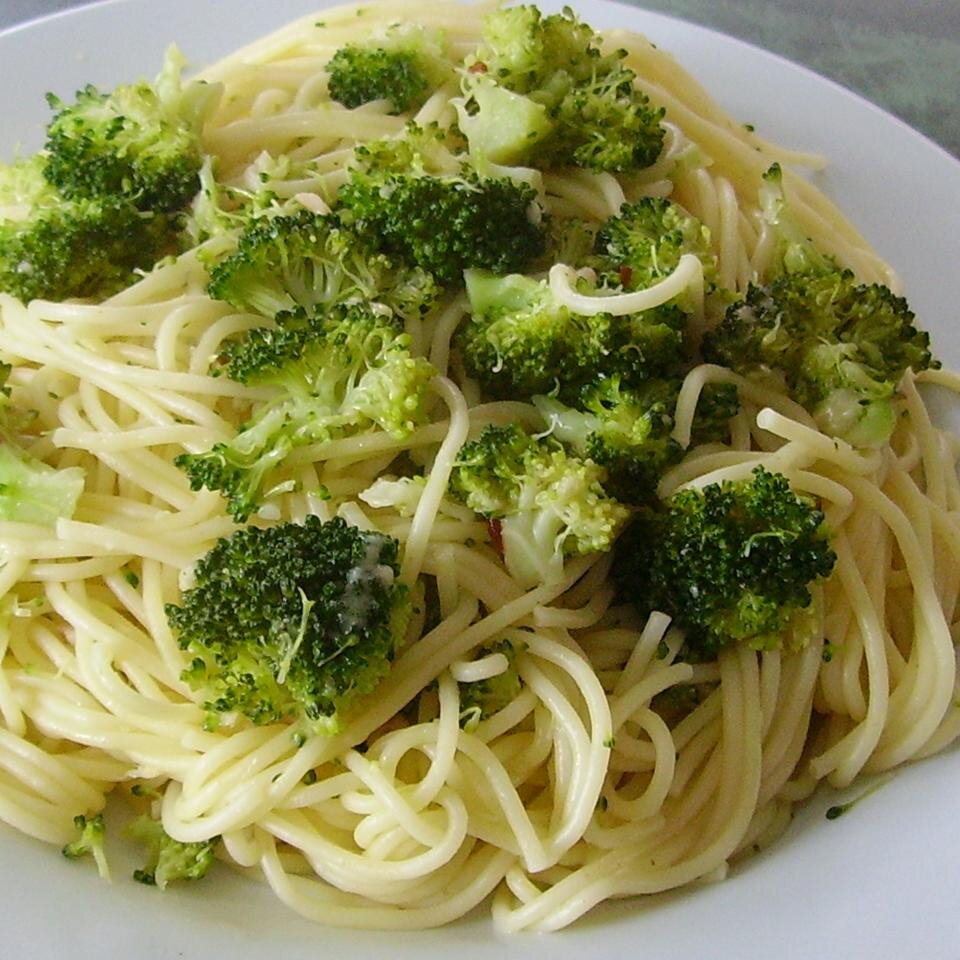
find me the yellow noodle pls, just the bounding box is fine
[0,0,956,939]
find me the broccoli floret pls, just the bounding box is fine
[177,306,436,522]
[327,24,454,114]
[449,423,628,588]
[688,380,741,447]
[539,216,598,269]
[184,154,288,244]
[43,47,219,212]
[458,268,686,399]
[61,813,110,880]
[206,209,439,321]
[472,5,606,92]
[703,269,937,447]
[593,198,717,306]
[328,48,427,114]
[0,156,178,303]
[459,639,523,729]
[0,154,59,211]
[615,466,836,658]
[347,121,453,177]
[756,163,835,279]
[536,378,679,503]
[0,363,85,524]
[456,6,664,171]
[548,66,666,172]
[338,134,545,284]
[167,515,411,732]
[535,377,738,503]
[125,815,219,889]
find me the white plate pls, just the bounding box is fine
[2,2,959,958]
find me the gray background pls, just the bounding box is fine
[2,0,959,158]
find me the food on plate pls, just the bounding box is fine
[0,0,957,934]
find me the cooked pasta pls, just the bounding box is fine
[0,0,957,934]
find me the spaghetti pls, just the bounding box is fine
[0,0,957,934]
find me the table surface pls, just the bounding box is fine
[1,0,958,158]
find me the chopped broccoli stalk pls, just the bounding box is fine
[166,515,411,732]
[43,47,219,212]
[338,132,545,284]
[0,446,85,526]
[456,6,664,171]
[177,306,436,522]
[615,466,836,658]
[61,813,110,880]
[0,155,178,303]
[0,363,85,524]
[454,75,554,166]
[206,209,439,321]
[592,197,717,305]
[125,815,218,889]
[449,423,628,588]
[459,268,686,399]
[359,475,427,517]
[327,24,454,114]
[535,377,738,503]
[703,269,937,447]
[459,639,523,729]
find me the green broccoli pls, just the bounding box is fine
[534,377,738,503]
[61,813,110,880]
[615,466,836,658]
[177,305,436,522]
[455,6,664,171]
[449,423,628,588]
[327,23,455,114]
[688,380,742,447]
[592,198,717,307]
[337,129,545,284]
[651,681,712,724]
[184,154,289,245]
[0,362,85,525]
[43,47,219,212]
[458,268,686,399]
[167,515,411,732]
[0,445,86,526]
[756,163,835,279]
[459,639,523,729]
[0,155,178,303]
[125,815,219,889]
[702,269,937,447]
[539,216,598,269]
[0,154,59,211]
[206,208,439,321]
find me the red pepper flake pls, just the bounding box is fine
[487,519,504,556]
[468,61,489,74]
[619,265,633,287]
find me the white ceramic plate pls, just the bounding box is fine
[2,2,959,958]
